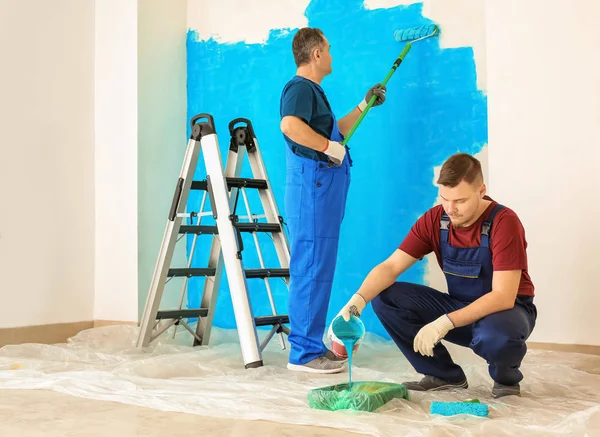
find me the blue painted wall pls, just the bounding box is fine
[185,0,487,340]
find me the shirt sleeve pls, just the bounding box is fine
[490,209,529,271]
[399,209,436,260]
[280,81,314,123]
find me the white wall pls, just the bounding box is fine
[0,0,95,327]
[0,0,187,329]
[486,0,600,346]
[94,0,138,322]
[95,0,187,323]
[137,0,188,318]
[187,0,309,44]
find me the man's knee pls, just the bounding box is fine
[471,320,527,363]
[371,285,392,318]
[371,282,418,320]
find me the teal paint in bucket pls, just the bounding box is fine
[330,315,365,390]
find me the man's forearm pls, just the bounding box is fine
[447,291,515,328]
[280,116,328,151]
[337,107,361,137]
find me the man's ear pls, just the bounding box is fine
[480,183,487,198]
[313,47,321,62]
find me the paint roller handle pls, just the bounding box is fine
[383,42,412,86]
[341,93,379,146]
[341,43,412,146]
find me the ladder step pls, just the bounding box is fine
[191,177,268,191]
[179,225,218,234]
[167,268,216,277]
[235,223,282,233]
[179,223,281,235]
[254,315,289,327]
[245,268,289,279]
[156,308,208,319]
[167,267,288,278]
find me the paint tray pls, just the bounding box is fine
[307,381,409,412]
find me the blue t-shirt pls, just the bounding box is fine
[279,75,335,162]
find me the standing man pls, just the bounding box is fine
[335,153,537,397]
[279,27,387,373]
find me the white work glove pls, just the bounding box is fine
[358,83,387,112]
[338,293,367,322]
[413,314,455,357]
[328,293,367,341]
[323,140,346,166]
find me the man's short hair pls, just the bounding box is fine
[292,27,326,67]
[437,153,484,187]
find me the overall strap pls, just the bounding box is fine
[481,204,505,248]
[440,212,450,243]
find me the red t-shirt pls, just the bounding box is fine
[399,197,535,296]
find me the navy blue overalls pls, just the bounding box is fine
[284,85,352,366]
[372,204,537,386]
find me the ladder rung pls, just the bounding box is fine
[225,177,268,189]
[235,223,282,233]
[156,308,209,319]
[191,177,268,191]
[178,223,282,235]
[245,268,289,279]
[167,268,216,277]
[254,315,289,327]
[179,225,218,234]
[190,180,209,190]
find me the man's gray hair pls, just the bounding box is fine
[292,27,326,67]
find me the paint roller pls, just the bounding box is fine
[328,23,439,168]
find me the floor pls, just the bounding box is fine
[1,325,599,437]
[0,389,358,437]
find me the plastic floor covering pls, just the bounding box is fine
[0,324,599,437]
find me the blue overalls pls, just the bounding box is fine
[284,112,352,365]
[372,204,537,386]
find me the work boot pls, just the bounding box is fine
[492,382,521,398]
[287,356,345,374]
[325,349,348,363]
[402,375,468,391]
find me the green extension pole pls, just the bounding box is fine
[341,24,439,146]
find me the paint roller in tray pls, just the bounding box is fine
[333,23,439,154]
[307,315,410,413]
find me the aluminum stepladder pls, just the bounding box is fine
[136,113,291,368]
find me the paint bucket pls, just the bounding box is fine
[329,314,366,359]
